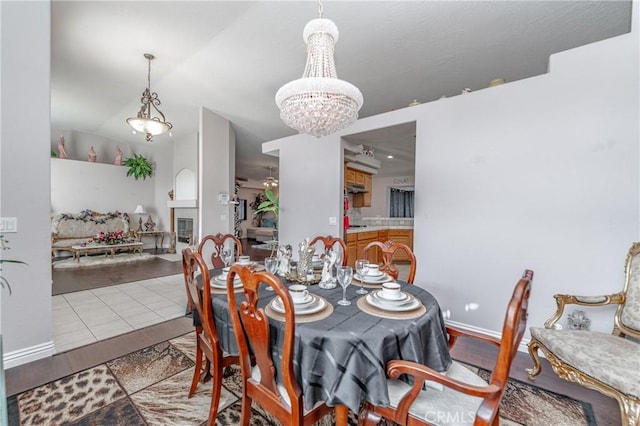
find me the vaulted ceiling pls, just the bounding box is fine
[51,1,632,181]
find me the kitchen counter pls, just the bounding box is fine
[345,225,413,234]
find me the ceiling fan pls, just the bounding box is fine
[263,166,279,189]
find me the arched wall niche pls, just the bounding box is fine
[175,168,196,200]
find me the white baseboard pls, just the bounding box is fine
[3,340,55,369]
[445,320,531,354]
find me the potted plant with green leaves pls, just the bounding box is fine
[123,154,153,180]
[253,189,279,220]
[1,235,27,294]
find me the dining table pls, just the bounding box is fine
[204,266,453,425]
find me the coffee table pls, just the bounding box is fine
[70,242,144,262]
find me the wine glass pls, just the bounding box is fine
[337,266,353,306]
[221,248,233,267]
[355,259,370,295]
[264,257,279,291]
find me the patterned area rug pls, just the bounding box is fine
[52,252,154,269]
[7,334,597,425]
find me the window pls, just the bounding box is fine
[389,188,414,218]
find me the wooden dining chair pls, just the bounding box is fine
[197,232,243,269]
[361,241,417,283]
[310,235,348,266]
[226,265,334,425]
[358,270,533,426]
[182,248,239,425]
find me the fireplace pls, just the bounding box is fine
[177,218,194,243]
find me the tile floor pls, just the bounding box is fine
[52,273,187,353]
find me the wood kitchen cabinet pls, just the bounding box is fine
[388,229,413,262]
[345,167,356,185]
[346,238,357,267]
[351,230,377,266]
[352,170,373,208]
[346,228,413,266]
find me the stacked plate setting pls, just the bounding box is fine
[355,267,392,284]
[365,288,421,312]
[271,294,326,315]
[211,268,243,289]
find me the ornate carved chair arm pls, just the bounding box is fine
[543,292,625,329]
[386,360,501,424]
[446,325,501,349]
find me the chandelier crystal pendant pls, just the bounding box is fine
[275,0,363,138]
[263,166,279,189]
[126,53,173,142]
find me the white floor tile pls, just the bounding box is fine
[53,319,88,337]
[54,328,96,350]
[122,310,164,326]
[54,274,189,352]
[75,309,121,327]
[154,304,186,320]
[89,319,134,340]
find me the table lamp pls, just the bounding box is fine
[134,205,146,232]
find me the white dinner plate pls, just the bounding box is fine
[355,273,392,284]
[363,270,384,278]
[271,296,326,315]
[372,290,410,303]
[234,261,257,267]
[365,293,421,312]
[211,275,242,289]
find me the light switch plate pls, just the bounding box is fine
[328,216,337,225]
[0,217,17,233]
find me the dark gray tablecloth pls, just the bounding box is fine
[206,271,452,412]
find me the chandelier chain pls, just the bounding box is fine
[317,0,323,18]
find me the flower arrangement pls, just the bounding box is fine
[60,210,127,224]
[85,230,131,246]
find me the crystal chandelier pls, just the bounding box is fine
[263,166,279,189]
[275,0,363,138]
[126,53,173,142]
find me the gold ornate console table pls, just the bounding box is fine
[134,230,165,250]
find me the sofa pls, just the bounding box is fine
[246,227,277,242]
[51,210,130,257]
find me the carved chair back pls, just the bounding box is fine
[182,248,238,424]
[226,265,331,424]
[617,242,640,338]
[198,233,243,269]
[182,248,216,348]
[486,271,533,403]
[361,241,417,284]
[310,235,348,266]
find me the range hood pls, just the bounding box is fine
[346,183,368,194]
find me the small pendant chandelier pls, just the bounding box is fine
[126,53,173,142]
[275,0,363,138]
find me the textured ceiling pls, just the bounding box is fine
[50,1,632,181]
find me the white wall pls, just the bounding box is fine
[267,24,638,339]
[198,107,235,241]
[1,1,54,366]
[51,158,154,226]
[416,29,638,335]
[50,129,173,238]
[263,135,343,252]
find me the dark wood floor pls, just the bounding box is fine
[7,240,620,424]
